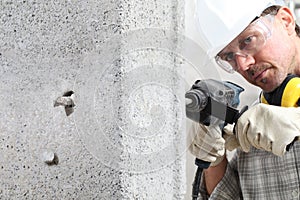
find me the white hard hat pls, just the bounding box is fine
[196,0,286,59]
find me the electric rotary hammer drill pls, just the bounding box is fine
[185,79,248,200]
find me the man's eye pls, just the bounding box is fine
[240,36,255,50]
[244,36,253,44]
[224,52,234,61]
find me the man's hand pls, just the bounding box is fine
[223,124,240,151]
[188,121,225,166]
[234,103,300,156]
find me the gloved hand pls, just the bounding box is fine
[233,103,300,156]
[188,121,225,166]
[223,124,240,151]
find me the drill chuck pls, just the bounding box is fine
[185,89,208,112]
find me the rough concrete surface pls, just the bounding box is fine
[0,0,187,199]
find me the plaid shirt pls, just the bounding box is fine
[199,142,300,200]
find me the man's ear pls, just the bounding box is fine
[277,6,296,35]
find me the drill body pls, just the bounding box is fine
[185,79,245,126]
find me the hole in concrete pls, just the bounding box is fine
[63,90,74,97]
[54,90,75,116]
[43,152,59,166]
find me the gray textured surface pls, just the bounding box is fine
[0,0,186,199]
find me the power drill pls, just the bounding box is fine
[186,79,246,126]
[185,79,248,200]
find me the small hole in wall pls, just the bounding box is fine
[44,152,59,166]
[63,90,74,97]
[54,90,75,116]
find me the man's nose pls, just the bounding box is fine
[235,54,255,72]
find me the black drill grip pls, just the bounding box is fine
[195,158,210,168]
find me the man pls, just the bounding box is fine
[190,0,300,199]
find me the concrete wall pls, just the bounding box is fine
[0,0,187,199]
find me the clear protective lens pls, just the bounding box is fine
[215,14,274,73]
[215,56,235,73]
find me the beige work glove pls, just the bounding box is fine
[223,124,240,151]
[234,103,300,156]
[188,121,225,166]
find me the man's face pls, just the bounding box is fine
[216,8,297,92]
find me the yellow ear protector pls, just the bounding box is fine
[260,74,300,107]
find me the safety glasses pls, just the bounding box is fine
[215,14,275,73]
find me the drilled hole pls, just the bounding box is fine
[54,90,75,116]
[63,90,74,97]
